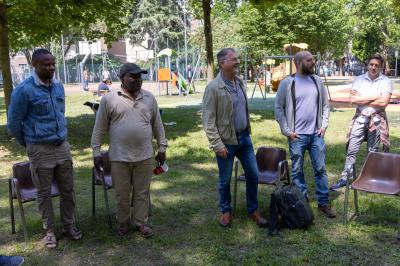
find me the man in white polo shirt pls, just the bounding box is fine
[331,54,393,191]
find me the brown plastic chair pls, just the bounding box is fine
[9,161,60,241]
[92,151,152,229]
[343,152,400,224]
[233,146,289,214]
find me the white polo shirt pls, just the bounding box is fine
[352,72,393,113]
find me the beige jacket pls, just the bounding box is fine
[202,73,251,152]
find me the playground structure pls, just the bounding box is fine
[156,48,201,96]
[250,43,330,102]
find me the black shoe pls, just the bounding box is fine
[330,179,348,191]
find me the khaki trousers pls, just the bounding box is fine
[111,158,153,226]
[26,141,75,230]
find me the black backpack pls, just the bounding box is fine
[269,181,314,235]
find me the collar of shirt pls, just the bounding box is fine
[117,88,146,101]
[31,71,59,87]
[363,72,384,82]
[220,72,240,93]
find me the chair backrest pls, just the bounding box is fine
[357,152,400,189]
[256,146,286,172]
[12,162,34,189]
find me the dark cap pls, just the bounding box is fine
[119,63,148,78]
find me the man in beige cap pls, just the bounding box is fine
[91,63,168,238]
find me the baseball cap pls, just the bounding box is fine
[119,63,148,78]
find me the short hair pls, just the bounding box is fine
[217,48,236,66]
[32,49,52,62]
[294,51,312,66]
[368,53,384,66]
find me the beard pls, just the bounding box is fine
[302,66,315,75]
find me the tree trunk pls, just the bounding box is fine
[0,2,13,113]
[202,0,214,82]
[248,53,255,82]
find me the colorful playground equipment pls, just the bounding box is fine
[250,43,330,102]
[156,48,194,96]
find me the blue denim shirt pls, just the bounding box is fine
[7,73,67,146]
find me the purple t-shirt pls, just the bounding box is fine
[294,74,318,134]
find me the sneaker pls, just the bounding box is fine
[118,222,130,237]
[0,255,24,266]
[137,224,153,238]
[62,225,82,240]
[318,205,336,218]
[330,179,348,191]
[219,212,232,227]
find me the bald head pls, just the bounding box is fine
[294,51,315,75]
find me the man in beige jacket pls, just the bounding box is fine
[91,63,168,238]
[202,48,267,228]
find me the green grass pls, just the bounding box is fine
[0,88,399,265]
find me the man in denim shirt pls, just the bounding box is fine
[7,49,81,249]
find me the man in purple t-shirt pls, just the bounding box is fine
[275,51,335,218]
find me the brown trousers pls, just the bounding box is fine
[111,158,153,226]
[27,141,75,230]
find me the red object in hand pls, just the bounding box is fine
[153,162,168,175]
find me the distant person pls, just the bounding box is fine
[187,65,195,91]
[275,51,336,218]
[102,68,111,80]
[7,49,82,249]
[91,63,168,238]
[83,67,90,91]
[202,48,268,228]
[97,79,112,96]
[330,54,393,191]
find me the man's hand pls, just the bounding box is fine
[350,89,360,97]
[216,147,228,159]
[94,156,104,170]
[155,151,166,163]
[317,128,326,137]
[288,132,298,141]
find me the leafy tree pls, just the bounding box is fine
[127,0,185,50]
[350,0,400,70]
[0,0,133,112]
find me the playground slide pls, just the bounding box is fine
[171,72,193,94]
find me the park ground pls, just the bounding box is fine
[0,77,399,265]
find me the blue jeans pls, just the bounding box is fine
[289,133,329,206]
[216,131,258,214]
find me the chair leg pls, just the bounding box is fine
[233,159,238,216]
[352,165,359,216]
[343,178,351,225]
[343,165,353,225]
[130,185,134,208]
[73,190,79,223]
[9,179,15,234]
[100,171,112,229]
[16,192,28,242]
[354,190,359,216]
[92,171,96,217]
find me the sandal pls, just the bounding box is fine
[43,230,57,249]
[62,225,82,240]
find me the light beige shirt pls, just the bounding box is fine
[91,88,168,162]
